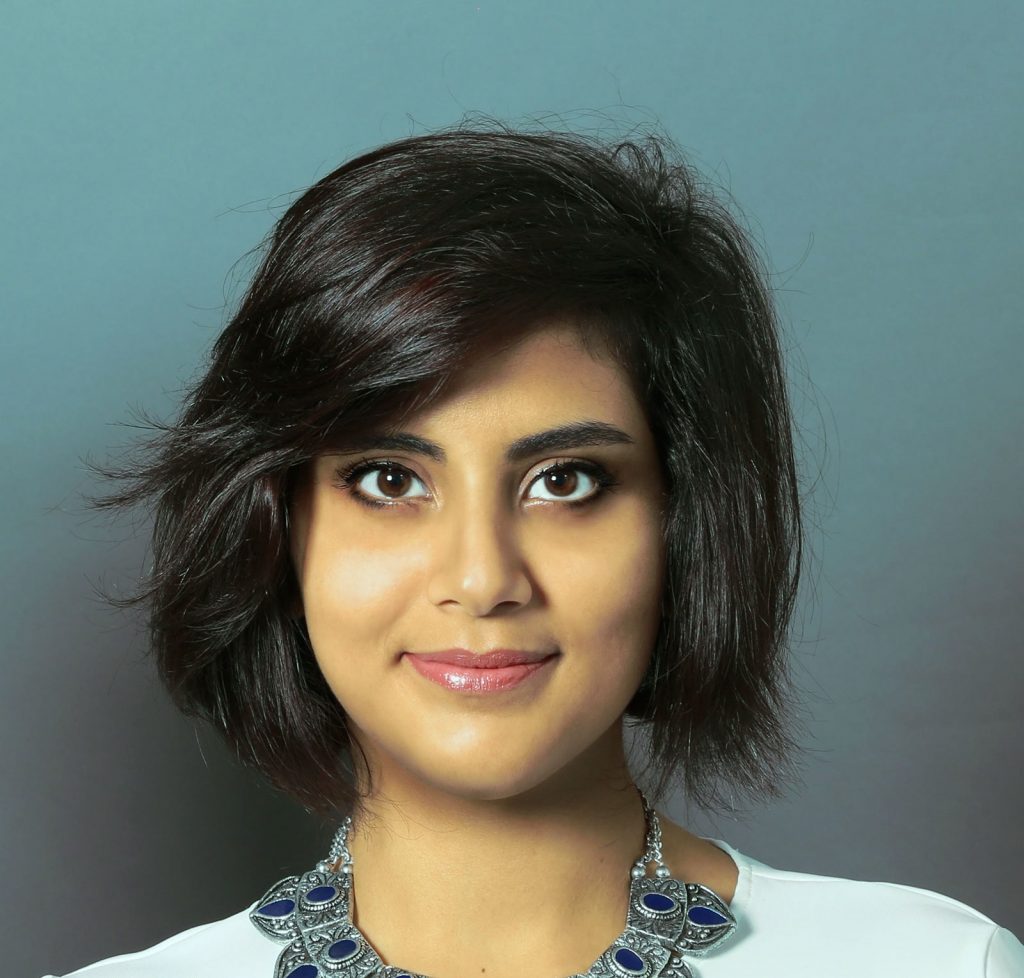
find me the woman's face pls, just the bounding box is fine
[288,320,668,803]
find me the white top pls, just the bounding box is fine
[42,838,1024,977]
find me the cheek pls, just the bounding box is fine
[299,532,424,680]
[301,508,428,608]
[308,547,404,609]
[545,507,665,683]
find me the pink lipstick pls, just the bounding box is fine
[403,648,558,693]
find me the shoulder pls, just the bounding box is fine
[41,901,275,977]
[707,839,1024,976]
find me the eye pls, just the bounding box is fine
[526,462,616,505]
[338,460,430,508]
[333,458,619,510]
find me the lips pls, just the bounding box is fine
[404,648,555,668]
[404,652,558,693]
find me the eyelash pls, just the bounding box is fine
[332,457,620,511]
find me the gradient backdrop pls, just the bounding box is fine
[2,2,1021,975]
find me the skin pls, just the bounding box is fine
[288,320,738,978]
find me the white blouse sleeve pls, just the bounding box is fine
[986,926,1024,977]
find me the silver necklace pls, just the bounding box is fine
[250,787,737,978]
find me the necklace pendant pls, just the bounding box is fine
[572,873,734,978]
[252,867,376,978]
[627,874,736,958]
[587,927,692,978]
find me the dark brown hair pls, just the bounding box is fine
[87,119,808,821]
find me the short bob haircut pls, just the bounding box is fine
[89,119,807,821]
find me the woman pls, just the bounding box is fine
[45,123,1023,977]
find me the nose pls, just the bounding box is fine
[425,491,534,616]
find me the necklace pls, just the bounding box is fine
[250,786,737,978]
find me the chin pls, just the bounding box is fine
[422,761,555,802]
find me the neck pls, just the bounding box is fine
[336,722,653,977]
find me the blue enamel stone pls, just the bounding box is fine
[327,938,358,961]
[641,892,677,912]
[613,947,646,973]
[688,905,728,926]
[256,898,295,917]
[305,884,338,903]
[286,967,318,978]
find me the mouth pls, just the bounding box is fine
[403,648,555,667]
[402,651,559,694]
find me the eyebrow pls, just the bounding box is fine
[332,420,636,465]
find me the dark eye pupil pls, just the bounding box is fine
[546,468,577,495]
[378,468,409,497]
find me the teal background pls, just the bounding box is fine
[3,1,1021,974]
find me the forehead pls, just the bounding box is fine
[408,321,644,436]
